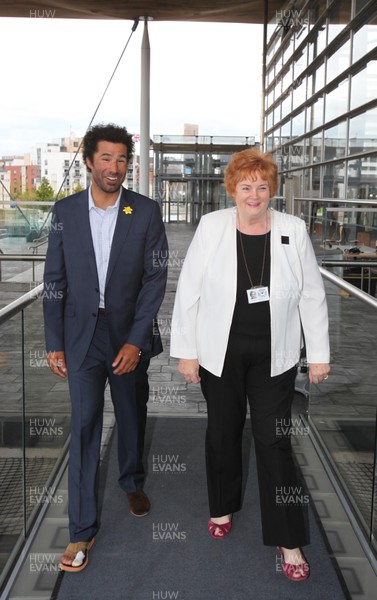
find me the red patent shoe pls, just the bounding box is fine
[208,516,232,539]
[277,546,310,581]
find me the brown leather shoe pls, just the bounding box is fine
[127,491,150,517]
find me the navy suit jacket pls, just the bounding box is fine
[43,187,168,371]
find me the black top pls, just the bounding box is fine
[230,231,271,336]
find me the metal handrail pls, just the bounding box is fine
[319,266,377,309]
[0,283,43,325]
[29,235,49,250]
[0,255,46,261]
[295,197,377,206]
[1,201,54,207]
[0,254,46,283]
[322,261,377,267]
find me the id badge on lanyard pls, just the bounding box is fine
[246,285,269,304]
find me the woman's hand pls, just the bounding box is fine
[308,363,330,384]
[178,358,201,384]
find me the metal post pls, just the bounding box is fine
[140,17,151,198]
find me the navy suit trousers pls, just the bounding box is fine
[67,313,148,542]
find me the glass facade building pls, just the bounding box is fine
[264,0,377,575]
[264,0,377,212]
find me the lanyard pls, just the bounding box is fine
[237,212,269,289]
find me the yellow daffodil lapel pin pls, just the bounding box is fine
[123,206,133,215]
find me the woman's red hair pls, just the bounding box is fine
[224,148,279,198]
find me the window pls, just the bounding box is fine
[266,110,274,131]
[315,25,327,56]
[325,78,349,122]
[305,132,323,163]
[292,109,306,137]
[282,67,293,93]
[352,19,377,63]
[327,2,351,45]
[281,94,292,119]
[281,120,290,139]
[313,61,325,93]
[292,76,307,110]
[308,96,324,130]
[294,50,306,79]
[324,122,347,160]
[347,157,377,200]
[323,161,345,198]
[304,165,322,193]
[349,108,377,154]
[326,40,351,85]
[350,61,377,110]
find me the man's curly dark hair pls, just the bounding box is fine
[82,123,134,171]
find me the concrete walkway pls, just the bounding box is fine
[147,222,207,417]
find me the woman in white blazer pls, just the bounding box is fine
[170,149,330,581]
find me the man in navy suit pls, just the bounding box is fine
[43,123,168,572]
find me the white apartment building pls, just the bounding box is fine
[0,169,11,203]
[29,140,89,195]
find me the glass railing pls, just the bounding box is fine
[0,201,53,244]
[293,197,377,298]
[308,269,377,556]
[0,285,70,592]
[290,196,377,556]
[153,135,256,146]
[0,202,52,288]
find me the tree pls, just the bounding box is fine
[19,188,37,201]
[57,189,68,200]
[35,177,54,201]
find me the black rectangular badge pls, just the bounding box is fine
[281,236,290,244]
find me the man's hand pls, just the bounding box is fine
[47,351,67,378]
[112,343,141,375]
[178,358,201,384]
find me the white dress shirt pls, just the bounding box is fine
[88,187,121,308]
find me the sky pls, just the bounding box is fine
[0,17,263,156]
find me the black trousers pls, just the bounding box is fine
[200,330,308,548]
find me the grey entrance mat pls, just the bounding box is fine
[54,417,349,600]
